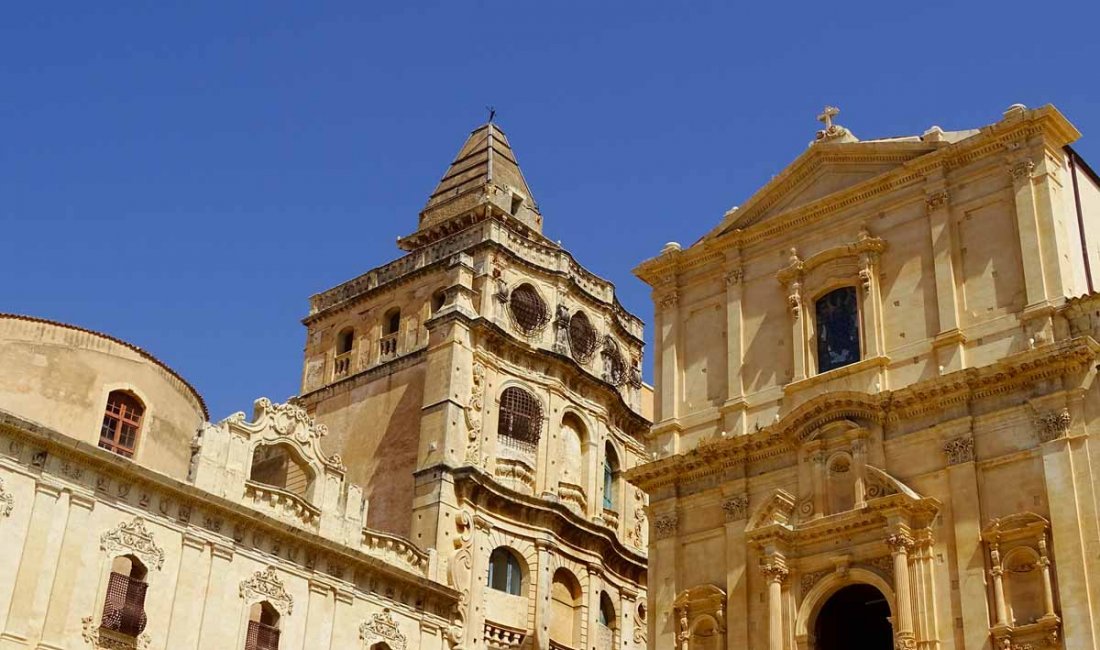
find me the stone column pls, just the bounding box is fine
[724,263,745,403]
[888,533,916,650]
[810,451,826,519]
[761,558,788,650]
[657,290,680,424]
[37,491,96,650]
[533,539,554,650]
[989,545,1008,627]
[851,439,868,510]
[196,543,235,648]
[0,482,63,649]
[1037,539,1056,619]
[722,495,749,650]
[164,532,211,650]
[943,426,990,650]
[586,564,601,650]
[1009,158,1048,305]
[651,511,679,650]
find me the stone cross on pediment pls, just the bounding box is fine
[817,105,840,130]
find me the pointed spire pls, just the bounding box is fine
[399,122,542,251]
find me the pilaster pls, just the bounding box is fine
[164,532,211,650]
[196,542,235,648]
[722,493,749,650]
[0,481,63,649]
[943,428,991,650]
[35,490,95,650]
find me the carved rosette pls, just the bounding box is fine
[942,436,974,465]
[721,494,749,522]
[463,362,486,465]
[239,566,294,615]
[1036,408,1071,443]
[360,608,407,650]
[653,513,678,540]
[100,517,165,571]
[0,477,13,518]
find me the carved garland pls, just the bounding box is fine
[360,608,407,650]
[100,517,165,571]
[239,566,294,616]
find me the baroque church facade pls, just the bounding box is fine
[0,121,650,650]
[628,104,1100,650]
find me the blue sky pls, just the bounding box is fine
[2,2,1098,420]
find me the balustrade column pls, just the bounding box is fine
[888,534,916,650]
[761,559,788,650]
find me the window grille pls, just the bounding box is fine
[498,387,542,452]
[568,311,597,362]
[246,620,281,650]
[99,392,144,458]
[509,284,549,334]
[100,571,148,637]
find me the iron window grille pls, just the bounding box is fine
[509,284,549,334]
[246,620,281,650]
[99,392,144,458]
[100,571,148,637]
[498,387,542,453]
[568,311,597,362]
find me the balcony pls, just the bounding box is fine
[333,351,352,379]
[244,480,321,530]
[379,333,399,361]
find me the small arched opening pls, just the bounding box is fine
[603,442,620,511]
[812,583,891,650]
[249,444,314,500]
[245,601,281,650]
[99,390,145,458]
[550,568,582,649]
[102,555,149,637]
[487,547,525,596]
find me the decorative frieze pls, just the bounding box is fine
[653,513,678,539]
[239,566,294,615]
[1035,408,1071,443]
[100,517,165,571]
[721,494,749,522]
[942,436,975,465]
[360,608,407,650]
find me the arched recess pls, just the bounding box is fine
[245,601,281,650]
[558,412,589,513]
[794,569,896,650]
[249,442,316,500]
[550,568,583,649]
[674,585,726,650]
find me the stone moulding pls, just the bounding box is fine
[100,516,165,571]
[239,566,294,616]
[360,608,407,650]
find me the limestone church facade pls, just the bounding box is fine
[0,121,651,650]
[629,104,1100,650]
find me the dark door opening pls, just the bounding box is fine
[814,583,892,650]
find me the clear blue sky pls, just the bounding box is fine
[3,2,1098,420]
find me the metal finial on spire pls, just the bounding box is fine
[486,106,496,124]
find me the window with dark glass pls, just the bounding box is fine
[99,391,144,458]
[815,286,861,373]
[101,555,148,637]
[245,601,281,650]
[384,309,401,335]
[598,592,616,627]
[603,443,619,509]
[498,387,542,452]
[488,547,523,595]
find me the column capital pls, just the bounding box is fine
[760,558,789,584]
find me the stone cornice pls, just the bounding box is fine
[0,408,460,607]
[625,336,1099,492]
[436,464,647,581]
[635,105,1081,288]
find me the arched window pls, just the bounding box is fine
[101,555,148,637]
[498,387,542,453]
[559,414,586,487]
[99,391,144,458]
[509,283,549,334]
[550,569,582,648]
[603,443,619,510]
[815,286,860,373]
[487,547,524,596]
[568,311,597,363]
[335,327,355,378]
[431,289,446,314]
[598,592,617,628]
[249,444,313,499]
[246,601,280,650]
[381,308,401,359]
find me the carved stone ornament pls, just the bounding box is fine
[725,268,744,286]
[239,566,294,615]
[942,436,974,465]
[100,517,165,571]
[722,494,749,522]
[1036,408,1071,443]
[1010,160,1036,181]
[0,477,13,518]
[360,608,407,650]
[659,290,679,311]
[463,362,486,466]
[82,615,151,649]
[221,397,345,473]
[886,532,915,554]
[760,559,789,584]
[925,190,949,213]
[653,513,678,539]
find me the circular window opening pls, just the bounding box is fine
[568,311,597,362]
[509,284,549,334]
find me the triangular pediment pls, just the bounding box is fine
[714,139,942,236]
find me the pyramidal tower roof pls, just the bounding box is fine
[399,122,545,251]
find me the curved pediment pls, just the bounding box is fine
[221,397,346,476]
[775,391,884,445]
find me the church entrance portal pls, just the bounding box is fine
[813,583,892,650]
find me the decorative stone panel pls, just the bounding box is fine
[361,608,407,650]
[100,517,165,571]
[239,566,294,615]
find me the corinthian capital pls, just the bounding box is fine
[760,558,789,584]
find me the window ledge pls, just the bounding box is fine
[783,355,891,397]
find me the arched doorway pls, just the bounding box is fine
[813,584,891,650]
